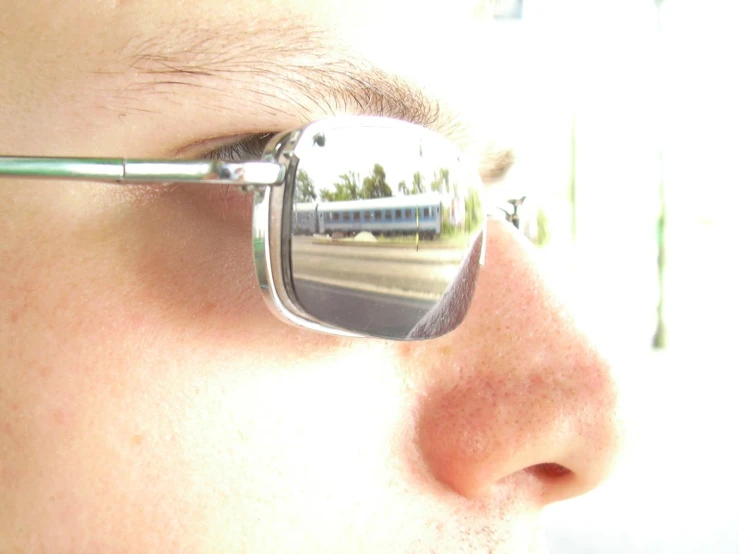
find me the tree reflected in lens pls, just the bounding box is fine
[288,121,484,340]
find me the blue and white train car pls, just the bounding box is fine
[292,202,319,235]
[315,192,443,238]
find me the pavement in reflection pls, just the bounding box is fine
[290,236,469,337]
[293,279,435,337]
[291,236,466,297]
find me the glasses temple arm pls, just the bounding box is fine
[0,156,284,188]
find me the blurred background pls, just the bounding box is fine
[479,0,738,552]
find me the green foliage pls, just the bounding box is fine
[535,208,550,246]
[411,171,425,194]
[441,168,451,194]
[397,180,409,195]
[338,171,360,199]
[360,164,392,199]
[319,166,393,201]
[295,170,317,202]
[440,206,455,236]
[464,189,483,231]
[320,171,360,201]
[430,168,450,194]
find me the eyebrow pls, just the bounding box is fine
[98,22,454,134]
[92,21,513,177]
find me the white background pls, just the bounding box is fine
[483,1,739,552]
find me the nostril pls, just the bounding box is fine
[528,463,572,480]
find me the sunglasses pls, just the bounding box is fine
[0,116,518,341]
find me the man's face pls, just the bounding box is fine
[0,1,622,552]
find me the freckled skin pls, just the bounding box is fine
[0,1,623,553]
[404,222,619,503]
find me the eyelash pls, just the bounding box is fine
[198,133,277,204]
[203,133,276,162]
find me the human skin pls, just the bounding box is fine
[0,1,622,552]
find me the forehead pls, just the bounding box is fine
[4,0,506,170]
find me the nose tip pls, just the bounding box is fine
[410,219,623,504]
[416,347,620,503]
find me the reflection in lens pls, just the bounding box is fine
[252,188,270,291]
[406,233,482,340]
[287,120,485,340]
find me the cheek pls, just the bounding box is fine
[2,335,408,551]
[1,181,409,548]
[126,185,257,323]
[0,181,352,503]
[38,185,274,349]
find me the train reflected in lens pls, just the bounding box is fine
[287,121,484,340]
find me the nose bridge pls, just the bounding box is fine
[408,219,622,503]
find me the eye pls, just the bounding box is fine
[203,133,276,162]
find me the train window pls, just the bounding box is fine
[343,212,350,221]
[363,211,371,221]
[423,207,430,218]
[354,212,360,221]
[385,210,392,219]
[405,209,412,218]
[374,210,382,220]
[395,209,402,219]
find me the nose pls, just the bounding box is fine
[402,218,623,504]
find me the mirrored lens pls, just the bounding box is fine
[287,120,485,340]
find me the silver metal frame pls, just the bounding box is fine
[253,124,367,338]
[252,117,491,339]
[0,157,284,188]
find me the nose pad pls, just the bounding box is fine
[407,218,623,503]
